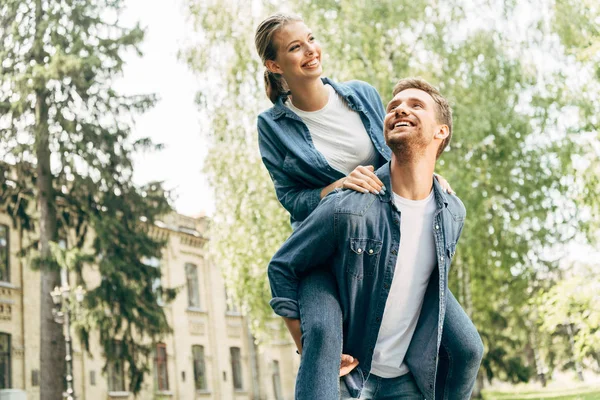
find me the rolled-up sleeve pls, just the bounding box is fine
[267,193,338,318]
[257,116,323,222]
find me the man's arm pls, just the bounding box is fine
[267,192,338,327]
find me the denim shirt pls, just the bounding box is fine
[267,163,466,400]
[257,77,392,229]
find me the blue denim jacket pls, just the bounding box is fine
[268,163,466,399]
[257,78,392,228]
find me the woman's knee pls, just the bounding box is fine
[454,330,484,368]
[302,309,342,346]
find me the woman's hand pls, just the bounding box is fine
[434,173,455,194]
[340,354,359,377]
[342,165,386,195]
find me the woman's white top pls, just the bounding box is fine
[285,84,379,176]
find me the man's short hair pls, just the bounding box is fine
[392,78,453,158]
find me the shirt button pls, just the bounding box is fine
[369,249,374,254]
[391,249,397,255]
[376,317,381,322]
[384,283,390,289]
[357,248,362,253]
[435,225,439,230]
[440,256,445,262]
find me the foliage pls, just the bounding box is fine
[0,0,175,394]
[536,265,600,367]
[184,0,600,384]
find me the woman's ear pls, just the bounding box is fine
[265,59,283,75]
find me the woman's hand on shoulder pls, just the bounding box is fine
[434,173,455,194]
[342,165,386,195]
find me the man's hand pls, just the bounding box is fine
[339,354,359,376]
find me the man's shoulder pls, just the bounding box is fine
[329,188,381,216]
[445,193,467,219]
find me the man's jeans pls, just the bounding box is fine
[295,270,483,400]
[340,373,424,400]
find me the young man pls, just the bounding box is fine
[268,78,483,399]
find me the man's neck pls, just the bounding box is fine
[287,78,328,111]
[390,153,436,200]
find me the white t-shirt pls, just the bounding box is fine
[370,190,437,378]
[285,84,379,176]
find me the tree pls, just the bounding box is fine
[536,265,600,373]
[184,0,600,388]
[0,0,176,395]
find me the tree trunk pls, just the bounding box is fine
[471,371,485,399]
[530,326,547,387]
[34,1,65,397]
[566,322,584,382]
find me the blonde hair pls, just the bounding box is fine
[255,13,303,103]
[392,78,453,158]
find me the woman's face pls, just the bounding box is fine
[266,21,323,82]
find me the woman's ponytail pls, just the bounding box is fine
[264,70,290,104]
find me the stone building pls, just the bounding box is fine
[0,211,298,399]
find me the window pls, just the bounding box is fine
[185,263,200,308]
[31,369,39,387]
[154,343,169,391]
[144,257,164,306]
[107,344,125,392]
[225,289,238,313]
[0,333,10,389]
[90,370,96,386]
[0,225,9,282]
[192,345,207,391]
[230,347,243,390]
[272,360,283,400]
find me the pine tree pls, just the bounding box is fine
[0,0,176,394]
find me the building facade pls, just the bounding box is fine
[0,211,299,399]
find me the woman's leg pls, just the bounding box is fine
[436,291,484,400]
[296,268,344,400]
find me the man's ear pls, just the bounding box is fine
[265,59,283,75]
[434,125,449,141]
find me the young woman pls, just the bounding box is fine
[255,13,483,399]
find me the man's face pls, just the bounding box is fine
[383,88,441,155]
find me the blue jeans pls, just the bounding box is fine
[296,269,344,400]
[296,270,483,400]
[340,373,423,399]
[436,290,484,400]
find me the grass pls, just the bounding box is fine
[483,386,600,400]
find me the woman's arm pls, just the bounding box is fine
[320,165,385,198]
[258,119,386,221]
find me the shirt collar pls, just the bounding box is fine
[271,77,364,120]
[376,162,449,210]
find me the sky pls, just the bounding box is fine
[116,0,214,217]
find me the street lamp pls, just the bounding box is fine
[51,282,85,400]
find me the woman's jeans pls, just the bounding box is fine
[340,373,423,400]
[296,269,484,400]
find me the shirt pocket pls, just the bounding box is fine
[346,238,383,279]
